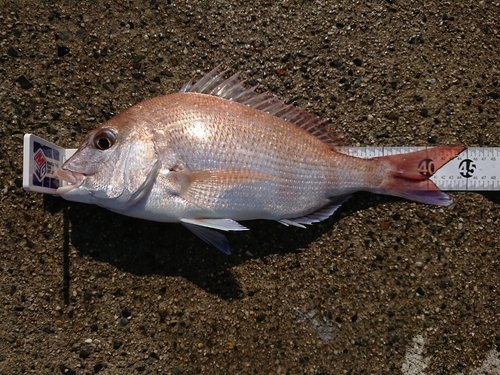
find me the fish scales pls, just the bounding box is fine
[157,95,333,173]
[56,67,464,253]
[137,93,359,215]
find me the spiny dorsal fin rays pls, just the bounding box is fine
[180,66,227,93]
[180,66,351,148]
[218,73,244,99]
[240,91,269,107]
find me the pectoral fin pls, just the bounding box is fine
[164,169,273,207]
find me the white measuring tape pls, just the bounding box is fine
[337,146,499,191]
[22,134,499,194]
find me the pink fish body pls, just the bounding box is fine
[57,68,464,253]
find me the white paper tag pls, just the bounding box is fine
[22,134,76,194]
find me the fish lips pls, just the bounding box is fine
[55,169,93,202]
[55,168,121,206]
[57,168,83,185]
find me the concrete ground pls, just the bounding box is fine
[1,1,499,374]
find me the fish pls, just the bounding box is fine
[56,67,464,254]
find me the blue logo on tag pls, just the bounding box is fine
[32,142,60,189]
[34,149,47,182]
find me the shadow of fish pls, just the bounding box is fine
[57,67,464,254]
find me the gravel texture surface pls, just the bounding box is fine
[1,1,499,374]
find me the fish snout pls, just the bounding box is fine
[56,169,96,203]
[57,168,85,185]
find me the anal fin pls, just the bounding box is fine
[278,195,351,228]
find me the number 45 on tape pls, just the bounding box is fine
[23,134,499,195]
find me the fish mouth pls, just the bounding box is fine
[56,169,85,195]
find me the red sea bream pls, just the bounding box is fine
[57,67,464,253]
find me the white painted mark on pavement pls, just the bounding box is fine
[465,348,500,375]
[402,335,500,375]
[401,335,431,375]
[295,309,336,341]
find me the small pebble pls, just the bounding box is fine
[80,346,92,359]
[415,209,427,219]
[76,28,87,39]
[93,363,103,373]
[330,60,342,69]
[57,31,69,40]
[59,364,76,375]
[113,340,123,349]
[121,308,131,318]
[7,47,18,57]
[379,222,391,230]
[57,45,70,57]
[16,75,33,89]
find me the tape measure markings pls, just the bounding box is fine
[338,146,500,191]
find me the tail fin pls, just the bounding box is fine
[377,146,465,206]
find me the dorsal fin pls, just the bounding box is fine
[181,66,350,148]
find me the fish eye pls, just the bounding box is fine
[93,129,116,150]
